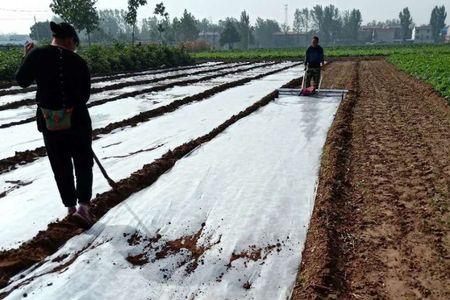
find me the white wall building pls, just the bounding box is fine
[413,25,434,43]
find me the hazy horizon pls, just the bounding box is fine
[0,0,448,35]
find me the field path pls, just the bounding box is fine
[294,59,450,299]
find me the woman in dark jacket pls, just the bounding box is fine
[16,22,93,225]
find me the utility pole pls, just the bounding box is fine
[34,16,40,42]
[284,4,288,33]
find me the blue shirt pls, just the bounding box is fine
[305,45,324,68]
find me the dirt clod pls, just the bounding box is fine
[126,254,149,266]
[243,281,251,289]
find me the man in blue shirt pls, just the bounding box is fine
[304,36,325,88]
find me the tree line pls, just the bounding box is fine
[30,1,448,48]
[292,5,447,44]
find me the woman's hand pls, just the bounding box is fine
[24,41,35,55]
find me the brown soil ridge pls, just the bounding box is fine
[0,62,214,97]
[0,62,300,175]
[292,60,359,299]
[0,62,270,126]
[0,76,303,292]
[88,62,252,94]
[293,59,450,299]
[90,62,224,83]
[0,61,260,112]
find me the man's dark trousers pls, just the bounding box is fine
[305,67,321,88]
[43,129,93,207]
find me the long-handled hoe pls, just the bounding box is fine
[92,150,118,190]
[92,149,152,235]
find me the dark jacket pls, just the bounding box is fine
[16,45,92,133]
[305,45,324,69]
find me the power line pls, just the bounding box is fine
[0,18,39,21]
[284,4,288,27]
[0,8,50,13]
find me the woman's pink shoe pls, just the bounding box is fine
[73,204,93,228]
[67,206,77,216]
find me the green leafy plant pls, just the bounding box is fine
[0,44,193,82]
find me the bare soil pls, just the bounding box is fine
[0,76,302,292]
[0,62,211,97]
[293,59,450,299]
[0,62,299,175]
[0,62,271,113]
[3,59,448,298]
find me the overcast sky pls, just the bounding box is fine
[0,0,448,34]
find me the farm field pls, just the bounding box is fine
[1,93,340,299]
[0,61,283,160]
[0,55,449,300]
[294,60,450,299]
[192,44,450,60]
[0,61,328,298]
[193,44,450,102]
[389,52,450,99]
[0,61,302,250]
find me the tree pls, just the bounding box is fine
[98,10,121,39]
[30,21,53,42]
[254,18,280,47]
[342,9,362,42]
[311,5,342,44]
[430,6,447,43]
[399,8,413,41]
[125,0,148,44]
[293,8,312,33]
[198,18,210,36]
[281,23,290,34]
[220,19,240,49]
[179,10,200,42]
[366,19,400,28]
[50,0,99,46]
[197,19,221,48]
[140,17,160,42]
[93,9,132,42]
[154,2,169,44]
[238,10,253,49]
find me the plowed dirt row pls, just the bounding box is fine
[0,62,249,112]
[0,63,298,175]
[293,60,450,299]
[0,62,264,128]
[0,76,302,292]
[0,64,302,252]
[0,62,223,97]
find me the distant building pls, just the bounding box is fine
[375,28,397,42]
[198,32,220,49]
[413,25,434,43]
[358,26,403,44]
[357,27,374,43]
[442,26,450,43]
[0,34,29,46]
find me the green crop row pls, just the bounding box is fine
[0,44,193,82]
[192,44,450,101]
[0,49,23,82]
[2,43,449,101]
[192,44,450,61]
[82,44,193,75]
[388,52,450,100]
